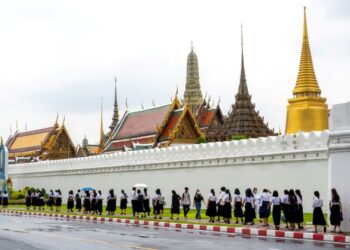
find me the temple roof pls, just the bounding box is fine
[6,126,55,154]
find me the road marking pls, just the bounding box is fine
[195,240,214,244]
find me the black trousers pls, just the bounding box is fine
[183,205,190,217]
[131,200,136,216]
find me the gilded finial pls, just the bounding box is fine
[152,99,155,107]
[125,98,128,110]
[16,120,19,132]
[114,76,118,106]
[191,40,194,51]
[62,115,65,126]
[175,85,178,96]
[54,113,59,127]
[99,97,106,147]
[141,102,144,109]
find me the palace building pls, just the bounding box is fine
[285,8,328,134]
[5,118,76,163]
[220,27,275,140]
[103,96,204,153]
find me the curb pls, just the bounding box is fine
[1,210,349,244]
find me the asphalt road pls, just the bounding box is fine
[0,214,348,250]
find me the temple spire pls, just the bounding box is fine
[293,7,320,96]
[109,77,120,132]
[238,24,249,96]
[99,97,106,147]
[183,41,203,115]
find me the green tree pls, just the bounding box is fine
[231,134,247,140]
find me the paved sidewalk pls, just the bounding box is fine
[1,209,349,245]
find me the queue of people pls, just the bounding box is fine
[21,186,343,233]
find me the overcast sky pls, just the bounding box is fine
[0,0,349,145]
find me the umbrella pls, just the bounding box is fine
[81,187,94,191]
[133,183,148,188]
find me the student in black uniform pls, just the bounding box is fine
[171,190,181,220]
[193,189,204,220]
[206,189,217,223]
[295,189,304,230]
[48,190,55,211]
[142,189,150,217]
[96,190,103,215]
[329,188,342,233]
[32,191,38,210]
[271,190,281,230]
[281,189,290,229]
[25,190,32,210]
[84,191,91,214]
[288,189,298,230]
[67,190,74,212]
[223,189,232,224]
[38,192,45,211]
[243,188,255,225]
[55,189,62,212]
[91,190,97,215]
[0,191,2,206]
[130,187,137,217]
[154,189,165,219]
[120,190,128,215]
[135,189,144,218]
[216,187,226,222]
[233,188,243,224]
[75,190,82,212]
[106,189,116,216]
[312,191,327,233]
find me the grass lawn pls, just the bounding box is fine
[1,204,323,227]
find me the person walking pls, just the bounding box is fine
[55,189,62,212]
[170,190,181,220]
[181,187,191,219]
[216,187,226,222]
[206,189,217,223]
[143,189,150,217]
[253,188,261,222]
[48,190,55,211]
[281,189,290,229]
[312,191,327,233]
[67,190,74,212]
[295,189,304,230]
[2,191,8,208]
[31,191,39,210]
[243,188,255,225]
[75,190,82,212]
[25,190,31,210]
[106,189,116,216]
[233,188,244,224]
[130,187,138,217]
[83,191,91,214]
[120,190,128,215]
[154,189,165,219]
[329,188,342,233]
[193,189,204,220]
[288,189,298,230]
[223,189,232,224]
[91,190,97,215]
[135,189,144,218]
[96,190,103,215]
[259,189,271,227]
[271,190,281,230]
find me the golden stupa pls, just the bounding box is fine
[285,7,328,134]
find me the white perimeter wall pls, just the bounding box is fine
[9,132,329,213]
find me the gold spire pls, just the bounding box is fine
[293,7,320,96]
[99,97,106,147]
[285,7,328,134]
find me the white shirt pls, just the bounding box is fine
[2,193,8,198]
[253,193,261,207]
[261,192,271,202]
[234,194,242,202]
[96,194,103,200]
[120,193,127,200]
[130,191,137,200]
[296,195,302,205]
[245,196,253,203]
[208,193,217,202]
[224,193,231,202]
[312,197,323,208]
[271,197,281,205]
[282,194,289,204]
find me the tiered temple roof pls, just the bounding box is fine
[6,119,76,163]
[220,27,275,140]
[103,97,203,153]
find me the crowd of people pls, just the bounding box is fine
[22,187,343,233]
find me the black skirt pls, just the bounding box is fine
[273,205,281,226]
[84,199,91,212]
[223,202,232,219]
[155,203,164,214]
[75,198,82,210]
[120,199,127,209]
[330,204,341,226]
[67,199,74,209]
[25,197,31,207]
[296,204,304,223]
[313,207,326,226]
[32,197,38,206]
[171,204,180,214]
[135,199,144,213]
[91,199,96,211]
[96,200,103,213]
[48,197,54,206]
[143,199,150,213]
[282,204,290,222]
[56,198,62,207]
[259,201,271,219]
[234,201,243,218]
[244,202,255,223]
[2,198,8,206]
[206,201,217,217]
[107,198,116,212]
[217,204,225,217]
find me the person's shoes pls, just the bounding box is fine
[324,227,327,233]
